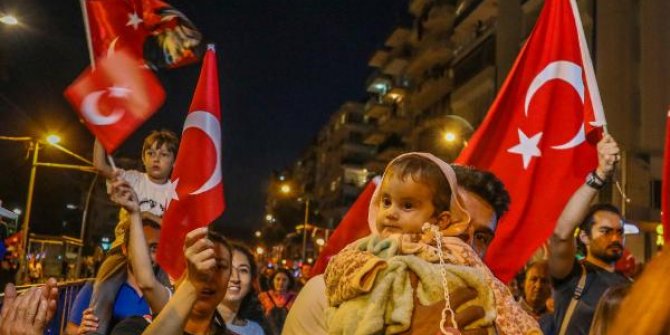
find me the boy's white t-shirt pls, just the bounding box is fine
[115,169,173,217]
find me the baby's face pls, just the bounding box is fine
[375,173,437,237]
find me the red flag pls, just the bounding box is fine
[662,109,670,243]
[311,177,379,276]
[157,45,225,278]
[64,49,165,153]
[455,0,606,282]
[83,0,202,68]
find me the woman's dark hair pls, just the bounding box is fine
[271,268,295,292]
[229,242,270,332]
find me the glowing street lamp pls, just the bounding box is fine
[280,184,291,194]
[443,131,457,143]
[46,134,61,145]
[256,246,265,255]
[0,15,18,26]
[255,230,262,238]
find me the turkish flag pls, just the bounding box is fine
[662,109,670,243]
[157,45,225,279]
[83,0,202,69]
[311,177,379,276]
[64,49,165,153]
[455,0,606,282]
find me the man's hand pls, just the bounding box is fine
[595,134,620,180]
[183,227,217,292]
[40,277,58,323]
[76,308,99,335]
[109,178,140,213]
[0,283,56,335]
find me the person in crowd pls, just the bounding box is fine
[607,250,670,335]
[519,260,552,319]
[110,227,236,335]
[323,153,540,334]
[91,130,178,334]
[283,161,515,335]
[258,265,274,292]
[0,277,58,335]
[65,218,165,335]
[258,268,297,334]
[549,134,630,335]
[587,284,630,335]
[295,263,312,290]
[217,242,268,335]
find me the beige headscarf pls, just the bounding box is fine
[367,152,472,237]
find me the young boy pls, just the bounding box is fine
[93,130,178,223]
[324,153,540,335]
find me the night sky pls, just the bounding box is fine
[0,1,411,239]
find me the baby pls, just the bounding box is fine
[324,153,540,335]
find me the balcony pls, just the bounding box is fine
[382,58,409,77]
[385,28,412,48]
[365,99,393,119]
[453,0,497,40]
[364,131,389,146]
[377,110,411,134]
[408,74,453,111]
[368,50,390,68]
[405,44,453,82]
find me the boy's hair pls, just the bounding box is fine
[451,164,510,219]
[121,218,162,249]
[142,130,179,155]
[386,155,451,214]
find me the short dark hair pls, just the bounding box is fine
[451,165,510,219]
[578,203,622,237]
[142,129,179,155]
[386,155,452,213]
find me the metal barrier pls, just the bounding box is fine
[0,279,92,335]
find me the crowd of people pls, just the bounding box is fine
[0,131,669,335]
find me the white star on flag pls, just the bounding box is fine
[507,129,543,169]
[126,12,143,30]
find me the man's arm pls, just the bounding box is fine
[93,139,114,179]
[143,227,216,335]
[109,179,170,313]
[549,135,619,279]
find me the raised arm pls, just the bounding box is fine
[93,139,114,179]
[549,134,619,279]
[142,227,216,335]
[109,179,170,312]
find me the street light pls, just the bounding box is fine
[0,134,95,283]
[280,184,291,194]
[0,15,18,26]
[443,132,457,143]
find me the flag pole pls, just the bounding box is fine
[78,0,96,70]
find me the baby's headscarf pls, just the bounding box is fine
[367,152,471,237]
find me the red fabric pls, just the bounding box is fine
[455,0,605,282]
[662,109,670,242]
[311,178,378,276]
[84,0,200,68]
[64,49,165,153]
[157,46,225,279]
[85,0,149,59]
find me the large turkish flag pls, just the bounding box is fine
[455,0,606,282]
[157,45,225,279]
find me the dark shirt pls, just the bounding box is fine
[111,314,238,335]
[551,260,629,335]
